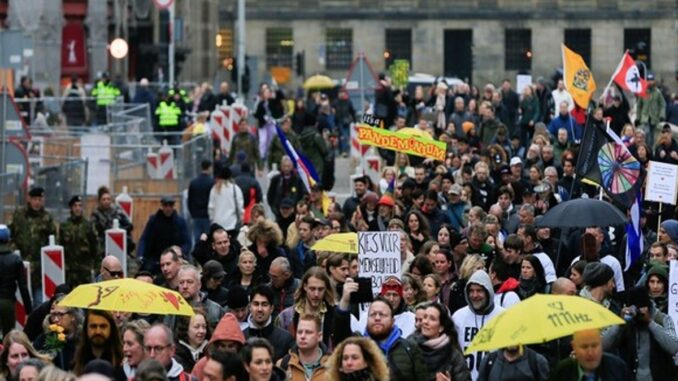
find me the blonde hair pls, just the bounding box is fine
[326,337,389,381]
[459,254,485,280]
[238,249,257,266]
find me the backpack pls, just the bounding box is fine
[483,348,540,380]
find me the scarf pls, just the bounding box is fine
[367,325,402,354]
[178,340,208,361]
[422,333,450,350]
[518,276,541,299]
[339,368,376,381]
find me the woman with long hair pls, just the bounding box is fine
[405,209,431,255]
[228,249,258,293]
[409,302,471,381]
[568,260,587,291]
[208,166,244,236]
[0,330,50,381]
[174,309,211,373]
[247,219,285,284]
[325,253,350,303]
[32,295,81,370]
[326,337,389,381]
[402,274,428,311]
[121,319,151,380]
[518,255,547,300]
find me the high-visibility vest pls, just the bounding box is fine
[92,81,120,106]
[155,101,181,127]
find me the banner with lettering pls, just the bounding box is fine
[669,260,678,334]
[358,231,401,295]
[356,123,446,161]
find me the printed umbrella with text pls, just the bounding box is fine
[312,232,358,254]
[57,278,194,316]
[464,294,624,354]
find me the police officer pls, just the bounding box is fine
[0,224,32,336]
[91,72,121,125]
[9,187,57,304]
[58,195,99,288]
[155,92,183,145]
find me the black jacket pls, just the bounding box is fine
[187,173,214,219]
[0,248,32,311]
[244,322,294,361]
[192,223,241,276]
[549,353,631,381]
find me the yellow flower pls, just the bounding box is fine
[49,324,58,332]
[57,333,66,342]
[56,325,64,333]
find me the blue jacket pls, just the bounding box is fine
[188,173,214,218]
[548,114,582,143]
[138,210,191,262]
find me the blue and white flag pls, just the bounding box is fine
[624,189,643,271]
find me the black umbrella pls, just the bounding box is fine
[536,198,628,228]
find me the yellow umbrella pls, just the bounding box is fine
[312,232,359,254]
[58,278,194,316]
[397,127,432,139]
[464,294,624,354]
[303,75,334,89]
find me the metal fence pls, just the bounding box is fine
[30,158,88,220]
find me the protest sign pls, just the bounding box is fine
[358,231,401,295]
[356,123,446,161]
[645,161,678,205]
[669,260,678,334]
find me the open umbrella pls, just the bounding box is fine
[464,294,624,354]
[312,232,358,254]
[58,278,194,316]
[598,142,641,194]
[302,75,334,89]
[397,127,432,139]
[535,198,627,228]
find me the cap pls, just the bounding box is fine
[0,224,10,244]
[315,218,331,227]
[510,157,523,166]
[280,197,295,209]
[227,285,249,309]
[203,260,226,279]
[448,184,462,196]
[499,165,511,175]
[160,196,175,205]
[68,195,83,207]
[28,187,45,197]
[378,195,395,207]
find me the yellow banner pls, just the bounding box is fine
[356,124,446,161]
[562,44,596,109]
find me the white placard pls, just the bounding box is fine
[358,231,401,295]
[645,161,678,205]
[669,260,678,334]
[516,74,533,95]
[9,55,21,64]
[81,134,111,195]
[22,49,33,58]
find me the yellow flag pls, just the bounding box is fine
[562,44,596,108]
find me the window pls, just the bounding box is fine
[504,29,531,71]
[564,29,591,67]
[216,28,234,68]
[266,28,294,68]
[624,28,651,69]
[326,28,353,70]
[385,29,412,68]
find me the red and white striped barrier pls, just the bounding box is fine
[146,152,159,179]
[158,141,175,179]
[15,259,29,329]
[105,219,127,277]
[115,186,133,223]
[350,123,369,160]
[364,154,382,185]
[41,235,64,303]
[210,106,229,154]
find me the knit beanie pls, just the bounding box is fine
[661,220,678,244]
[583,262,614,288]
[646,262,669,286]
[380,277,403,298]
[227,285,249,310]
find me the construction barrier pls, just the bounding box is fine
[40,235,65,303]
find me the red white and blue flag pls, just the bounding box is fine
[624,189,643,271]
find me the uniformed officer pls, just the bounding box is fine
[58,195,99,288]
[9,186,57,304]
[91,72,121,125]
[154,92,183,145]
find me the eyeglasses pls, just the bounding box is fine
[103,266,124,278]
[51,311,70,319]
[144,344,171,353]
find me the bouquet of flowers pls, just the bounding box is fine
[44,324,67,353]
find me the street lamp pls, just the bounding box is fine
[110,38,129,59]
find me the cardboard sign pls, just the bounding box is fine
[669,260,678,334]
[645,161,678,205]
[356,123,446,161]
[358,231,401,295]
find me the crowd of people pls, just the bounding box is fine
[2,70,678,381]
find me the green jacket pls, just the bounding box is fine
[519,96,541,126]
[268,129,300,168]
[229,130,263,171]
[9,206,57,289]
[299,126,328,179]
[638,87,666,125]
[58,214,98,288]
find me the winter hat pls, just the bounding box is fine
[0,225,10,252]
[203,260,226,279]
[583,262,614,288]
[661,220,678,244]
[380,277,403,298]
[226,285,249,310]
[646,262,669,287]
[378,195,395,207]
[209,313,246,346]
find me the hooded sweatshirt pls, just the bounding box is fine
[452,270,504,381]
[191,313,245,379]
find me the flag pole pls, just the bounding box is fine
[600,50,627,102]
[657,202,663,242]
